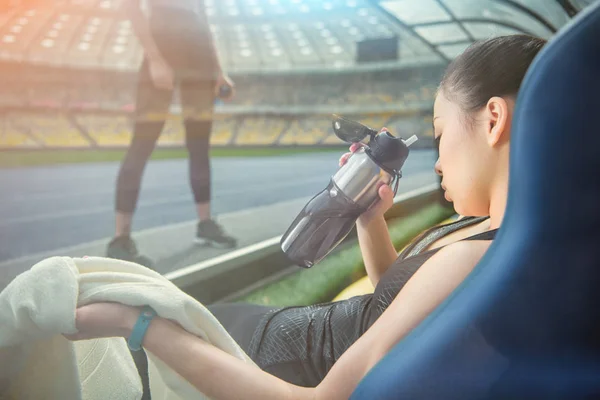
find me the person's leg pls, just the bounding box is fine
[107,58,173,264]
[184,119,212,221]
[181,78,237,247]
[114,124,163,235]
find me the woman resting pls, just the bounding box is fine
[67,34,546,399]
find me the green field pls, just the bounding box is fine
[0,146,345,168]
[236,203,454,307]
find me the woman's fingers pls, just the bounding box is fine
[379,184,394,202]
[349,142,363,153]
[339,152,352,166]
[370,185,395,215]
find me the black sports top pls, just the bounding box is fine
[214,217,497,387]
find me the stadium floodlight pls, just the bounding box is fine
[2,35,15,43]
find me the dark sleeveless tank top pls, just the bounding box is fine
[245,216,497,386]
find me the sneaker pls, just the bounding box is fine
[106,236,154,268]
[195,219,237,248]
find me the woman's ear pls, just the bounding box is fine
[485,96,512,147]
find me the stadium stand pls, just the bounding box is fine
[0,0,567,149]
[211,117,237,146]
[235,116,287,146]
[278,116,330,145]
[75,114,131,146]
[12,112,90,147]
[0,114,38,147]
[0,64,440,149]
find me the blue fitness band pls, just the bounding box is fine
[127,306,157,351]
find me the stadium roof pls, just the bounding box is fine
[0,0,595,73]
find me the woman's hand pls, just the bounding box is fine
[338,129,396,226]
[359,184,395,225]
[215,73,235,101]
[65,302,139,341]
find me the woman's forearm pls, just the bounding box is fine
[141,317,315,400]
[357,215,398,286]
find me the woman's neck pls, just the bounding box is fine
[488,175,509,230]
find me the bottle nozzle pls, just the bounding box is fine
[403,135,418,147]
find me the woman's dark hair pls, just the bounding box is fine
[439,34,547,119]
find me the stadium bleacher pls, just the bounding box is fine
[0,61,440,148]
[2,0,554,149]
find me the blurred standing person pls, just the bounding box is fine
[108,0,237,265]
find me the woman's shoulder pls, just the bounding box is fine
[424,239,493,275]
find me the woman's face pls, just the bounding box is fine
[433,92,494,216]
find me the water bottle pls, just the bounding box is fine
[280,115,418,268]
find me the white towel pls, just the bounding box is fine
[0,256,256,400]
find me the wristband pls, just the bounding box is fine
[127,306,157,351]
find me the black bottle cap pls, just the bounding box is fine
[367,130,410,174]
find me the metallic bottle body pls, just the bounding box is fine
[280,149,392,267]
[332,148,393,209]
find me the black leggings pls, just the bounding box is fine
[116,120,213,213]
[115,8,216,214]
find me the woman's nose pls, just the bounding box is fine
[434,159,442,177]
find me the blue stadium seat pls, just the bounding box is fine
[351,3,600,399]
